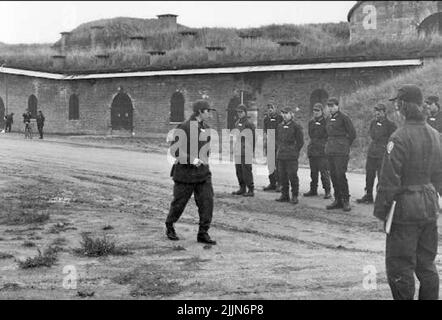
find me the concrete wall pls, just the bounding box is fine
[0,64,418,136]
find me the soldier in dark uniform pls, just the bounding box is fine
[357,104,397,204]
[275,106,304,204]
[4,113,14,133]
[374,85,442,300]
[165,100,217,245]
[36,110,45,139]
[304,103,331,199]
[424,95,442,133]
[263,103,283,191]
[325,97,356,212]
[232,104,256,197]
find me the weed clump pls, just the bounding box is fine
[74,233,131,257]
[18,247,58,269]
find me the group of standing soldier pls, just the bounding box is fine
[2,109,45,139]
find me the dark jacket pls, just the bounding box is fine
[307,116,328,157]
[276,119,304,160]
[263,113,283,134]
[427,110,442,133]
[36,114,45,127]
[23,113,31,124]
[374,120,442,224]
[367,117,397,158]
[234,116,256,157]
[5,114,13,124]
[170,116,212,184]
[325,111,356,156]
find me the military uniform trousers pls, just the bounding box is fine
[5,122,11,132]
[278,159,299,197]
[267,147,279,187]
[37,125,44,139]
[365,156,383,195]
[166,179,214,235]
[386,221,439,300]
[235,156,254,189]
[308,156,330,193]
[327,155,350,201]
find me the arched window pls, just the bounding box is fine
[28,95,38,119]
[170,92,184,123]
[69,94,79,120]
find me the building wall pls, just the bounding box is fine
[0,64,417,136]
[349,1,441,42]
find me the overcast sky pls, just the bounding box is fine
[0,1,357,44]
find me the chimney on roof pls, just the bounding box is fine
[130,36,146,50]
[51,55,66,69]
[179,30,197,49]
[206,46,225,62]
[90,25,105,51]
[59,32,71,54]
[148,50,166,65]
[95,53,109,67]
[277,40,301,56]
[157,14,178,31]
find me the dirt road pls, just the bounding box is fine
[0,134,440,299]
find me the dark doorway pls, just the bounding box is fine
[310,89,329,115]
[28,95,38,118]
[226,91,253,129]
[0,97,4,128]
[111,93,133,131]
[170,92,185,123]
[69,94,79,120]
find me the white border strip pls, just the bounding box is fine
[0,59,423,81]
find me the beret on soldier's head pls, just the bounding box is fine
[313,103,324,111]
[374,103,386,111]
[389,85,423,105]
[281,106,294,113]
[425,95,439,105]
[192,100,215,113]
[326,97,339,106]
[236,104,247,113]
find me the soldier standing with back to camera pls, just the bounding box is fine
[304,102,331,199]
[263,103,283,192]
[275,106,304,204]
[165,100,217,245]
[325,97,356,212]
[356,104,397,204]
[374,85,442,300]
[424,95,442,133]
[232,104,256,197]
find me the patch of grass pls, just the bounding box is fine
[0,252,14,260]
[22,241,36,248]
[2,211,50,225]
[17,247,58,269]
[102,225,114,231]
[47,222,77,234]
[74,233,131,257]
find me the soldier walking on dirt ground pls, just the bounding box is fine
[165,100,217,245]
[356,103,397,204]
[231,104,256,197]
[275,106,304,204]
[304,103,331,199]
[374,85,442,300]
[263,103,283,192]
[324,97,356,212]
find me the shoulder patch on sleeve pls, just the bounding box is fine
[387,141,394,154]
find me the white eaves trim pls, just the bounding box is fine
[0,59,423,81]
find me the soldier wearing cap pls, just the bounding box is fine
[232,104,256,197]
[424,95,442,133]
[324,97,356,212]
[374,85,442,300]
[166,100,217,245]
[356,103,397,204]
[304,102,331,199]
[275,106,304,204]
[263,103,283,191]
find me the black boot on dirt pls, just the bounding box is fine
[356,194,373,204]
[326,199,343,210]
[290,196,299,205]
[197,233,217,245]
[243,187,254,197]
[343,199,352,212]
[323,191,332,199]
[303,190,318,197]
[263,184,277,192]
[275,195,290,202]
[232,186,246,195]
[275,185,282,193]
[166,224,179,241]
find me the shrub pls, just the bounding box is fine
[18,247,58,269]
[74,233,131,257]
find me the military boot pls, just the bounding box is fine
[356,193,373,204]
[326,198,343,210]
[263,184,277,192]
[342,198,352,212]
[323,190,332,199]
[303,189,318,197]
[275,194,290,202]
[232,185,246,195]
[197,233,217,245]
[165,223,179,241]
[290,195,299,205]
[243,186,254,197]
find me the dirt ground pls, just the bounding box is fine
[0,133,441,300]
